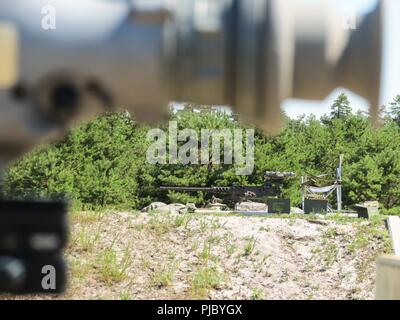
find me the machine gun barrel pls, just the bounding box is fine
[0,0,384,165]
[160,185,273,197]
[160,186,214,193]
[160,186,240,193]
[264,171,297,179]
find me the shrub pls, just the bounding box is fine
[4,96,400,211]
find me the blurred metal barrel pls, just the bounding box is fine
[0,0,384,164]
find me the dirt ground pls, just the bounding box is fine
[4,210,391,300]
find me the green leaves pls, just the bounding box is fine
[4,94,400,211]
[3,112,145,210]
[388,95,400,125]
[330,93,352,120]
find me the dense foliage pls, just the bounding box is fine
[3,94,400,212]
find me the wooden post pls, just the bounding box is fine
[375,217,400,300]
[387,216,400,256]
[376,255,400,300]
[336,154,343,212]
[301,176,305,211]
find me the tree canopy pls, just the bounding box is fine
[330,93,352,120]
[3,94,400,214]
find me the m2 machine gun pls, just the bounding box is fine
[160,171,296,207]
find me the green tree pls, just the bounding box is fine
[3,112,149,210]
[330,93,352,120]
[4,101,400,212]
[148,109,251,205]
[388,95,400,125]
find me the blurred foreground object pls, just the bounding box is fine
[0,201,67,294]
[376,217,400,300]
[0,0,384,165]
[376,255,400,300]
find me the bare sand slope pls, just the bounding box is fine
[6,211,391,300]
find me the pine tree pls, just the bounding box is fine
[330,93,352,120]
[388,95,400,125]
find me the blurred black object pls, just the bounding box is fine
[0,200,68,294]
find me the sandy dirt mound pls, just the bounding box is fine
[4,211,391,300]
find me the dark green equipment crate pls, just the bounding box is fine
[267,198,291,214]
[354,204,379,219]
[304,199,328,214]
